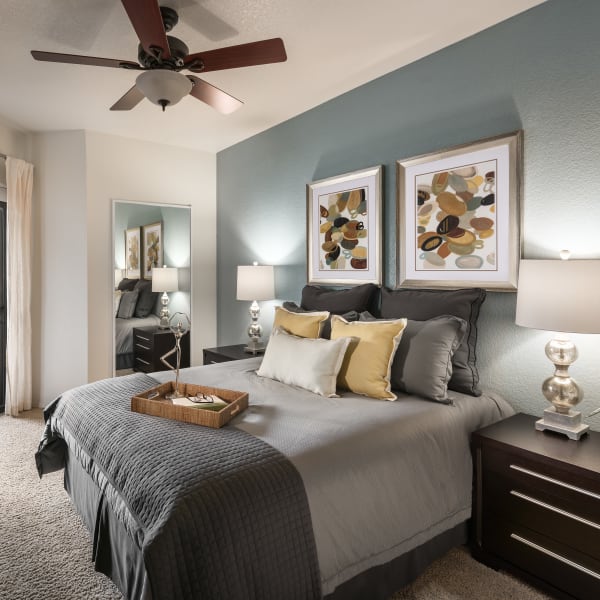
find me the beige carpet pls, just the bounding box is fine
[0,409,551,600]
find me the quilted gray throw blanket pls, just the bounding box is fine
[36,374,321,600]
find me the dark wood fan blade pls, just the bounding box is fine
[184,38,286,73]
[110,86,146,111]
[31,50,139,70]
[187,76,243,114]
[121,0,171,59]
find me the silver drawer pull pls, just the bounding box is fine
[511,533,600,581]
[135,343,151,351]
[136,335,151,342]
[135,358,150,365]
[510,490,600,530]
[510,464,600,501]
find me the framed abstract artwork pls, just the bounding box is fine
[396,130,522,290]
[307,165,382,285]
[124,227,141,279]
[142,221,163,279]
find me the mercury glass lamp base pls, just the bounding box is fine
[244,339,265,354]
[158,292,171,329]
[535,407,589,440]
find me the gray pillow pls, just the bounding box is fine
[301,283,379,315]
[360,312,467,403]
[282,302,359,339]
[134,279,159,318]
[116,290,139,319]
[117,278,138,291]
[379,287,485,396]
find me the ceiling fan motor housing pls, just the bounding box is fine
[138,35,189,69]
[159,6,178,32]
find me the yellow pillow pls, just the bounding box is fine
[330,315,407,400]
[272,306,330,338]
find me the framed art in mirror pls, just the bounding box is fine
[307,165,382,286]
[125,226,141,279]
[396,130,522,291]
[142,221,163,279]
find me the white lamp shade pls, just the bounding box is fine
[237,265,275,301]
[135,70,192,107]
[152,266,178,292]
[516,259,600,334]
[114,268,124,288]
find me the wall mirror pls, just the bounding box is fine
[112,200,191,376]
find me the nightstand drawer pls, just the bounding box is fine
[483,476,600,561]
[472,413,600,598]
[132,326,190,373]
[484,517,600,600]
[202,345,254,364]
[133,331,152,343]
[203,349,231,364]
[482,446,600,524]
[133,340,153,361]
[134,355,153,372]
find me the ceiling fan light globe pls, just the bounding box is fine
[135,69,192,109]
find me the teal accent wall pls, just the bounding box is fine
[217,0,600,424]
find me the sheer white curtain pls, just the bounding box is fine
[5,157,33,416]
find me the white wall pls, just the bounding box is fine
[0,115,31,161]
[30,130,216,407]
[85,131,216,385]
[31,131,89,405]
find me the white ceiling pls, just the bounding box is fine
[0,0,545,153]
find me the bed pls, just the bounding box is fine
[37,284,515,599]
[114,278,160,370]
[115,314,160,370]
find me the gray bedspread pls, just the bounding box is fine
[152,358,514,595]
[36,374,321,600]
[115,315,160,355]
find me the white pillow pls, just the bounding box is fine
[257,328,351,397]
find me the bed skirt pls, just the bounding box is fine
[115,353,133,371]
[64,446,467,600]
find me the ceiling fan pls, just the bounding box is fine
[31,0,287,114]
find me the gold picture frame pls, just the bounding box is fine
[124,226,141,279]
[396,130,522,291]
[142,221,163,279]
[306,165,383,286]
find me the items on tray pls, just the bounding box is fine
[172,394,227,411]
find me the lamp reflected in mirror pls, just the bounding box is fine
[152,266,178,329]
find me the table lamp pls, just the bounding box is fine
[114,268,124,289]
[237,263,275,353]
[515,254,600,439]
[152,266,179,329]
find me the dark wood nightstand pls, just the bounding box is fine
[133,326,190,373]
[203,344,260,365]
[472,413,600,600]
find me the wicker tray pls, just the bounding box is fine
[131,381,248,428]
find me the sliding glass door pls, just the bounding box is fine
[0,192,5,411]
